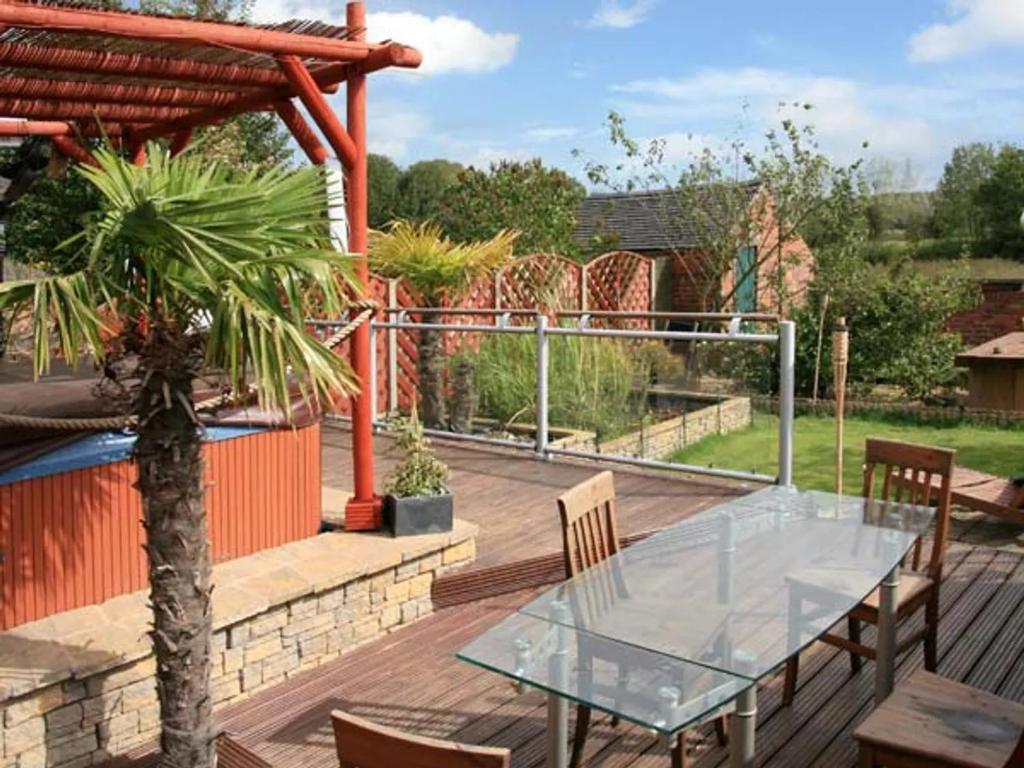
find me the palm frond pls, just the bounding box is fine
[0,272,107,376]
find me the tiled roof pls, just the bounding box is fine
[575,185,758,252]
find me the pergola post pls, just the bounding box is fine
[342,0,380,530]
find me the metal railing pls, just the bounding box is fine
[324,310,795,487]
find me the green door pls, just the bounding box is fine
[735,246,757,312]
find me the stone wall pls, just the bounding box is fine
[0,523,476,768]
[598,395,752,459]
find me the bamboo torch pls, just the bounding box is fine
[833,317,849,496]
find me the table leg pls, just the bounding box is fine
[546,692,568,768]
[875,564,899,702]
[729,686,757,768]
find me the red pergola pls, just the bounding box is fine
[0,0,421,530]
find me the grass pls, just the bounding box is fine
[914,257,1024,279]
[670,412,1023,492]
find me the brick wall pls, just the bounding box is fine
[0,528,476,768]
[948,279,1024,346]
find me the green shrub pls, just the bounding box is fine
[471,330,647,440]
[383,410,451,497]
[725,257,979,402]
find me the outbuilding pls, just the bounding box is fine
[956,331,1024,411]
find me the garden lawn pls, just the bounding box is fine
[669,413,1023,493]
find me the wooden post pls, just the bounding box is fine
[832,317,849,496]
[342,0,381,530]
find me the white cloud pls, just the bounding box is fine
[525,126,579,141]
[612,67,939,166]
[368,12,518,76]
[587,0,657,29]
[365,101,429,160]
[250,1,518,76]
[909,0,1024,62]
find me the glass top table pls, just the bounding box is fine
[457,485,935,768]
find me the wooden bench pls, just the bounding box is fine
[931,467,1024,525]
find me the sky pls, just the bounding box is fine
[252,0,1024,189]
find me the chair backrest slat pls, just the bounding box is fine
[332,711,510,768]
[862,437,956,580]
[558,471,620,578]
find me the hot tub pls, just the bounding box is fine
[0,421,321,630]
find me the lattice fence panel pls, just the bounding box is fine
[497,254,583,318]
[585,251,653,329]
[441,277,496,355]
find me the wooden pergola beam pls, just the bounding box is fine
[0,2,414,64]
[277,55,357,170]
[51,135,99,167]
[273,101,328,166]
[0,120,124,136]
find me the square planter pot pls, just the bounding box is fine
[384,493,454,537]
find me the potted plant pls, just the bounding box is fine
[383,409,453,536]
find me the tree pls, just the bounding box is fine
[368,153,402,229]
[975,144,1024,260]
[369,221,515,429]
[0,146,355,768]
[584,108,865,311]
[395,159,463,222]
[436,159,586,258]
[933,142,995,240]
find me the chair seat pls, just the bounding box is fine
[854,670,1024,768]
[853,572,935,620]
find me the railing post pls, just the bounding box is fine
[535,313,549,459]
[368,320,378,425]
[387,278,398,413]
[778,320,796,486]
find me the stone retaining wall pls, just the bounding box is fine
[598,395,752,459]
[0,523,477,768]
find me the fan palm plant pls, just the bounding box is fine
[369,220,515,429]
[0,144,356,768]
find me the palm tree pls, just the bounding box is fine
[0,144,356,768]
[369,221,515,429]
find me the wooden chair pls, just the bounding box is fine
[332,710,510,768]
[854,669,1024,768]
[782,438,956,706]
[558,471,726,768]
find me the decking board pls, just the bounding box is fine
[321,426,747,572]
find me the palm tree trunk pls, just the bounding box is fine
[133,326,214,768]
[450,357,476,433]
[417,311,447,429]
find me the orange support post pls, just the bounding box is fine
[274,101,328,166]
[276,55,357,170]
[169,128,193,157]
[342,1,380,530]
[0,120,124,136]
[129,141,146,166]
[51,135,99,167]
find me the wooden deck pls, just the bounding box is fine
[113,542,1024,768]
[321,424,747,571]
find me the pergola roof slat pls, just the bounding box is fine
[0,41,299,89]
[0,2,399,63]
[0,75,262,108]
